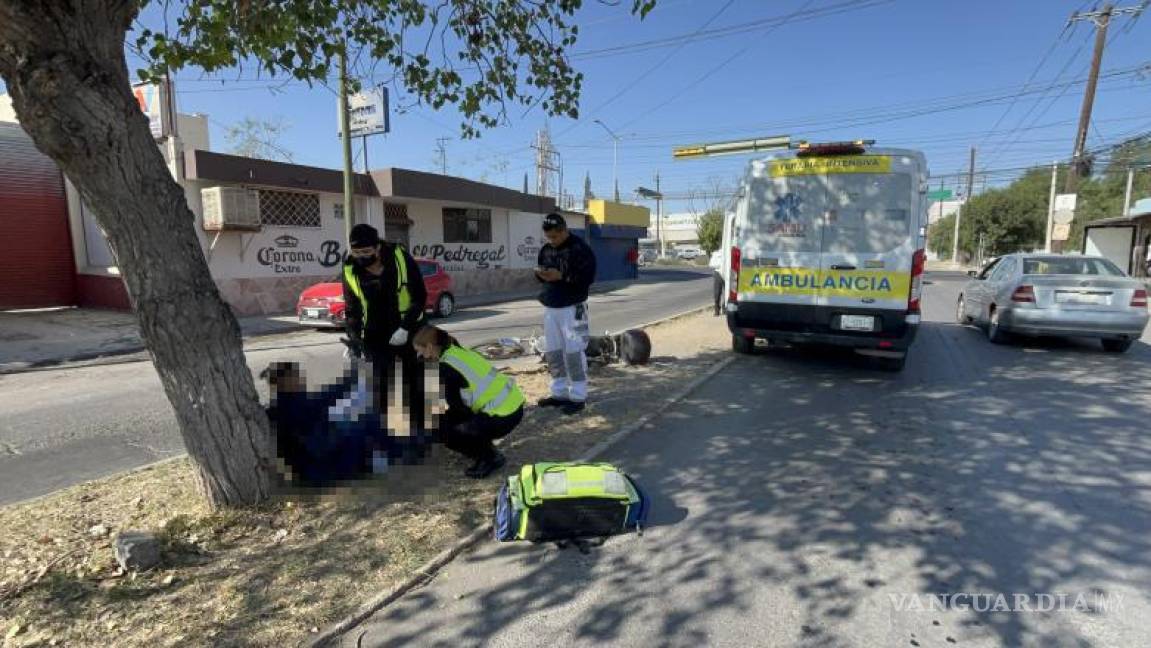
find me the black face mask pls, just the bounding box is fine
[353,254,377,268]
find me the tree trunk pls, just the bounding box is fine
[0,1,275,507]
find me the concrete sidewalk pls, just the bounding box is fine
[0,275,664,374]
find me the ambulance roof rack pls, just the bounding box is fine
[795,140,875,157]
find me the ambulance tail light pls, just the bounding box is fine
[729,246,741,304]
[795,139,873,157]
[907,249,926,314]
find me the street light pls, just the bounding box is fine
[594,119,622,202]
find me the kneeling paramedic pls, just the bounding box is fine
[413,325,525,478]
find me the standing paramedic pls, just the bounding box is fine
[342,223,427,431]
[413,325,524,478]
[535,213,597,415]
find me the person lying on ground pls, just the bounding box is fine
[262,361,392,487]
[413,325,526,478]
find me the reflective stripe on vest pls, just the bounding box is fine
[343,246,412,330]
[441,346,525,417]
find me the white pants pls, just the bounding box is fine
[543,303,590,402]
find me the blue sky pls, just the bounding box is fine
[13,1,1151,213]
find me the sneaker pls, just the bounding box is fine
[537,396,569,408]
[561,400,586,416]
[465,451,507,479]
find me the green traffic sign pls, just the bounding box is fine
[927,189,953,201]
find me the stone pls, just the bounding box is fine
[88,524,110,538]
[113,531,162,572]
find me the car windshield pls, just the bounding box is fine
[1022,257,1125,277]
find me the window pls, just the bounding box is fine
[418,261,438,277]
[442,207,492,243]
[259,190,321,228]
[1023,257,1125,277]
[977,258,1001,280]
[988,258,1015,282]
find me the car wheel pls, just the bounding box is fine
[1101,338,1133,353]
[732,334,755,355]
[986,307,1009,344]
[435,293,455,318]
[955,295,970,325]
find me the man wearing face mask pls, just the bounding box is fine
[342,224,428,435]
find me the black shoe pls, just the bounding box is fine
[465,451,507,479]
[561,400,586,416]
[537,396,570,408]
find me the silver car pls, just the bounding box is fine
[957,254,1150,353]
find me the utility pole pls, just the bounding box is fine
[952,147,975,266]
[1045,161,1059,253]
[362,136,372,229]
[434,137,451,175]
[338,44,355,245]
[655,171,663,258]
[1123,166,1135,216]
[1064,3,1146,194]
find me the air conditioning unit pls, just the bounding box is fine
[201,186,261,231]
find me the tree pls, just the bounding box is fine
[928,213,956,260]
[697,209,723,255]
[0,0,657,508]
[224,116,294,162]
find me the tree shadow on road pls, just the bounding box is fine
[354,320,1151,647]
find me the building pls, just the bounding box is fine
[648,212,701,252]
[1,91,567,314]
[584,200,649,280]
[1083,197,1151,278]
[927,199,965,225]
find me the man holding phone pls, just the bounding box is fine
[536,213,597,415]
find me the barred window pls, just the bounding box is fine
[443,207,491,243]
[259,190,321,228]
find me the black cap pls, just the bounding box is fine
[349,223,380,248]
[542,213,567,231]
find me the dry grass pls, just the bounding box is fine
[0,310,727,648]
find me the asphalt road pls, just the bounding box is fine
[0,268,711,505]
[344,271,1151,648]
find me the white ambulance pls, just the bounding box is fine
[721,141,929,371]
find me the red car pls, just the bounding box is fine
[297,259,456,328]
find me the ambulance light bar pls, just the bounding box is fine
[794,140,875,157]
[673,135,791,160]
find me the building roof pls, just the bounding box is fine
[184,150,556,213]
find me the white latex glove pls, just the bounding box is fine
[389,328,409,346]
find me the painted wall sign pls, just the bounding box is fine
[256,237,343,274]
[410,243,507,270]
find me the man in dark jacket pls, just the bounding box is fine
[342,223,428,435]
[535,213,597,415]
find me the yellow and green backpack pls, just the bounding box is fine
[493,462,650,543]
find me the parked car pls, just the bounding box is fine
[297,259,456,328]
[957,253,1149,352]
[676,247,701,260]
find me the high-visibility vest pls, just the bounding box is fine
[343,245,412,330]
[441,345,525,417]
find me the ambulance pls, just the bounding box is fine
[721,140,929,371]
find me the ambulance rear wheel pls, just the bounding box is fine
[732,334,755,355]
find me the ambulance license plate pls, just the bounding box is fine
[839,315,875,331]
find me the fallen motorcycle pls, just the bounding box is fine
[475,329,652,366]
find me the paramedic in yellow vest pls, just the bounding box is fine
[413,325,525,478]
[343,224,428,436]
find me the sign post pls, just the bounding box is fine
[1051,193,1077,243]
[337,83,390,243]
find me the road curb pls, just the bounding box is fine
[308,342,735,647]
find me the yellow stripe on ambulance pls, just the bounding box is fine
[769,155,892,177]
[739,267,910,299]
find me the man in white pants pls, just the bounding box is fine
[535,213,597,415]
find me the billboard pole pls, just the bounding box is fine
[338,43,356,246]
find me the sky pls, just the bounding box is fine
[9,1,1151,214]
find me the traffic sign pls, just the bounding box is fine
[1052,193,1077,225]
[1051,223,1072,241]
[927,189,953,201]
